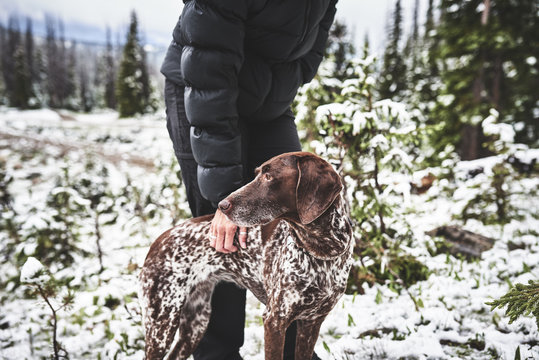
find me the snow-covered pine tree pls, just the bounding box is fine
[116,10,152,117]
[20,257,74,360]
[325,20,356,81]
[453,109,537,226]
[23,166,91,269]
[378,0,407,102]
[0,158,21,261]
[296,50,429,300]
[72,158,118,272]
[399,0,445,167]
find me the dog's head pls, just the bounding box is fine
[219,152,342,226]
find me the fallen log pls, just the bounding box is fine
[426,225,495,259]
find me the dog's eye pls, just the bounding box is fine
[264,173,272,181]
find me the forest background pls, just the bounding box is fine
[0,0,538,359]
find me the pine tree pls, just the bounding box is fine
[0,15,35,109]
[496,0,539,145]
[33,47,47,107]
[20,258,74,360]
[27,166,90,268]
[293,21,357,148]
[378,0,407,101]
[139,39,152,111]
[296,51,429,302]
[79,62,92,112]
[104,27,117,109]
[45,15,61,108]
[325,20,356,80]
[362,33,370,58]
[0,24,6,105]
[44,17,74,109]
[402,0,424,119]
[64,41,77,110]
[58,19,77,109]
[403,0,420,72]
[6,17,32,108]
[24,17,37,107]
[433,0,538,160]
[13,43,32,108]
[116,10,151,117]
[421,0,440,106]
[404,0,442,133]
[4,16,20,107]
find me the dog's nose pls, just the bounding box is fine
[218,199,231,213]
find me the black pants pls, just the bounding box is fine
[165,80,312,360]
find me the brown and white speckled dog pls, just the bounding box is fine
[139,152,354,360]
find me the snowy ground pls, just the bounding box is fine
[0,108,537,359]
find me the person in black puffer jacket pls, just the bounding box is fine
[161,0,338,359]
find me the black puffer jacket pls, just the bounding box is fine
[161,0,338,205]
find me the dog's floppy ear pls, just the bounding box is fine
[296,154,343,224]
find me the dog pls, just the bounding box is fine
[139,152,354,359]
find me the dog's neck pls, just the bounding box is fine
[287,195,353,260]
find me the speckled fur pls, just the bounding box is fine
[140,152,354,360]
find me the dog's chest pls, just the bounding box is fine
[260,222,352,315]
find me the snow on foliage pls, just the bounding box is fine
[20,257,49,285]
[0,103,538,360]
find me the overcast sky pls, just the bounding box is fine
[0,0,428,54]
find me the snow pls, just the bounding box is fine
[0,108,538,359]
[370,134,390,150]
[482,109,515,145]
[374,99,411,123]
[526,56,537,66]
[514,148,539,164]
[20,257,49,285]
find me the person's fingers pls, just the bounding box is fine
[238,227,248,249]
[214,219,226,252]
[209,217,217,248]
[224,224,238,252]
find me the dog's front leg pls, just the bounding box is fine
[294,317,325,360]
[263,312,291,360]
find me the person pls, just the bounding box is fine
[161,0,338,358]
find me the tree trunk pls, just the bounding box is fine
[460,124,480,160]
[481,0,491,26]
[460,0,492,160]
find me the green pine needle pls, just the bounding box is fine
[486,280,539,328]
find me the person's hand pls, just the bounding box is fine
[209,209,248,253]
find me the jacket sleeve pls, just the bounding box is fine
[299,0,338,84]
[179,0,248,205]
